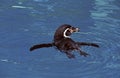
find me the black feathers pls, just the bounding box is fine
[30,43,54,51]
[30,24,99,58]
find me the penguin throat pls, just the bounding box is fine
[63,28,70,38]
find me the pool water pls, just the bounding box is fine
[0,0,120,78]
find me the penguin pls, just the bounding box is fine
[30,24,99,58]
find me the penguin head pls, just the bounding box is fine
[54,24,80,40]
[63,24,80,38]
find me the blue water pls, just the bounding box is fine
[0,0,120,78]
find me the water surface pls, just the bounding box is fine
[0,0,120,78]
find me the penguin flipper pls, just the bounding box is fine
[76,42,99,48]
[30,43,54,51]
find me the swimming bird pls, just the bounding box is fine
[30,24,99,58]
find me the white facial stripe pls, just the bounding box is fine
[63,28,70,38]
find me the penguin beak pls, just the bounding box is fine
[69,27,80,33]
[75,28,80,32]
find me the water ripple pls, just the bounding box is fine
[90,0,120,71]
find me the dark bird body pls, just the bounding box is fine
[30,24,99,58]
